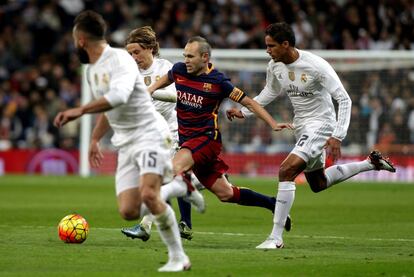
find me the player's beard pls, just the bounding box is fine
[76,47,90,64]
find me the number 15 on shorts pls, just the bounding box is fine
[141,151,157,168]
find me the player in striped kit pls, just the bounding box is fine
[227,22,396,249]
[148,36,294,220]
[121,26,199,241]
[54,11,195,271]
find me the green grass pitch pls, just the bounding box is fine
[0,175,413,276]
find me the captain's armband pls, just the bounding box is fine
[229,87,246,102]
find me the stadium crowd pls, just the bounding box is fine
[0,0,413,153]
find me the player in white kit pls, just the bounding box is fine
[120,26,200,241]
[53,11,192,272]
[227,22,396,249]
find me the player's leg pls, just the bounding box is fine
[208,174,276,212]
[115,148,143,220]
[176,197,193,240]
[121,167,203,241]
[138,147,190,272]
[306,150,396,192]
[140,173,190,272]
[256,153,305,249]
[173,147,205,213]
[117,187,142,220]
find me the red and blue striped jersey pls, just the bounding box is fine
[168,62,246,144]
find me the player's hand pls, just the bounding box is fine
[226,108,244,121]
[53,108,83,128]
[273,123,295,131]
[324,137,342,162]
[89,140,104,168]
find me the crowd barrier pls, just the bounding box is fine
[0,149,412,182]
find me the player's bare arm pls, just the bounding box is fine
[89,114,111,168]
[148,74,173,95]
[54,97,113,128]
[239,96,294,131]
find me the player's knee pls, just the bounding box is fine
[308,181,326,193]
[141,189,157,207]
[217,192,233,202]
[119,206,139,220]
[306,172,328,193]
[218,185,238,203]
[279,165,297,181]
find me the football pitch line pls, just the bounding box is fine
[3,225,414,243]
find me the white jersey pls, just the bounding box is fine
[241,49,351,141]
[85,45,170,148]
[139,58,178,136]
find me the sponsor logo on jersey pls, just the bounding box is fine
[102,73,109,86]
[287,84,314,97]
[144,76,151,86]
[177,90,203,108]
[289,71,295,81]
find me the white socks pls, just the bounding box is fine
[325,160,374,187]
[154,205,186,259]
[160,175,187,200]
[270,181,296,242]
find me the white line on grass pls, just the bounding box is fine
[2,225,414,243]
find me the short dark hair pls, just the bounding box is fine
[125,26,160,57]
[265,22,296,47]
[187,36,211,57]
[74,10,106,40]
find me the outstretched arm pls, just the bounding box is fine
[238,96,294,131]
[54,97,112,128]
[148,74,173,95]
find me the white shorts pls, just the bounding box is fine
[291,121,334,172]
[115,139,173,196]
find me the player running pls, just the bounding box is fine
[54,11,198,272]
[120,26,200,241]
[148,36,294,225]
[227,22,396,249]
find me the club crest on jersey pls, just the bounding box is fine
[289,71,295,81]
[203,83,212,92]
[155,75,160,81]
[144,76,151,86]
[301,73,307,83]
[102,73,109,86]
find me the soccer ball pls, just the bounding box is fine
[58,214,89,243]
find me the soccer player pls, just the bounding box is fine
[120,26,199,241]
[226,22,396,249]
[53,11,193,272]
[148,36,294,220]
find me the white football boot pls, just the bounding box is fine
[158,254,191,272]
[256,237,284,249]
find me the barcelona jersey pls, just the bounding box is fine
[168,62,246,145]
